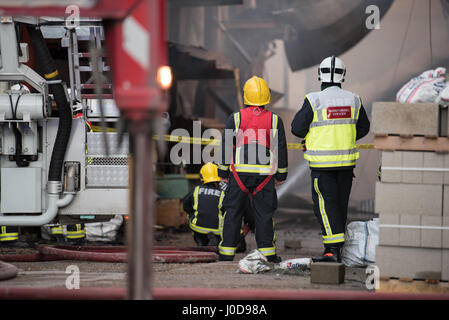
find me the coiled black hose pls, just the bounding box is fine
[26,25,72,182]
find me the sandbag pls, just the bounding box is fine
[85,215,123,242]
[341,219,379,267]
[396,67,447,103]
[237,249,271,274]
[436,85,449,105]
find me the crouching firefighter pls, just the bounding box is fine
[291,56,370,263]
[182,163,225,247]
[217,76,288,262]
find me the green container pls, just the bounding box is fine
[156,174,190,199]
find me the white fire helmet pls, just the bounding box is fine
[318,56,346,83]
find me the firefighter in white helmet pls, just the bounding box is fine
[291,56,370,263]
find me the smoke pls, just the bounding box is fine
[277,161,309,200]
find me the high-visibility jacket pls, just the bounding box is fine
[218,106,288,180]
[50,225,64,235]
[232,106,279,175]
[304,86,361,168]
[183,184,225,236]
[66,224,86,239]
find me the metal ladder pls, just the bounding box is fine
[63,25,113,108]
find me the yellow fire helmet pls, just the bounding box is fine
[200,162,220,184]
[243,76,271,106]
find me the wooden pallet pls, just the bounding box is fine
[374,134,449,153]
[378,277,449,294]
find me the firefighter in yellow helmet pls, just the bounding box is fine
[217,76,288,262]
[182,163,226,247]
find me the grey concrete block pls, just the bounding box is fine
[372,102,439,136]
[379,214,400,246]
[402,151,423,184]
[381,151,446,185]
[375,182,442,216]
[423,152,445,184]
[421,216,442,248]
[376,245,442,280]
[381,151,402,183]
[310,262,345,284]
[443,217,449,249]
[399,215,421,247]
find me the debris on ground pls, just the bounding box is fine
[237,249,271,274]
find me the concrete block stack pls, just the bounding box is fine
[372,102,449,281]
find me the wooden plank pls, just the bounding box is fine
[374,136,449,152]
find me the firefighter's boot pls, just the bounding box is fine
[312,245,342,263]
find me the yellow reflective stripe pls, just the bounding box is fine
[218,191,225,215]
[193,186,200,211]
[234,112,240,134]
[309,119,356,128]
[1,226,5,234]
[323,233,345,244]
[272,114,278,138]
[51,226,63,235]
[277,167,288,173]
[218,245,236,256]
[234,167,272,174]
[258,247,276,256]
[305,148,358,156]
[44,69,59,79]
[235,146,241,165]
[66,234,85,239]
[309,161,356,168]
[219,211,227,242]
[192,186,201,225]
[355,96,362,119]
[0,237,19,241]
[0,233,19,239]
[218,191,225,232]
[67,224,85,238]
[314,178,332,236]
[217,164,229,171]
[66,231,86,238]
[66,231,85,235]
[189,222,220,235]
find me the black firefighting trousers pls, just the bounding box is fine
[311,169,354,247]
[219,175,277,258]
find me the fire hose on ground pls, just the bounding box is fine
[0,245,218,265]
[0,261,18,281]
